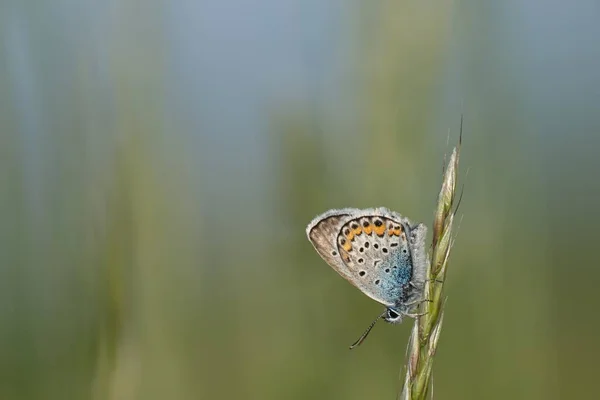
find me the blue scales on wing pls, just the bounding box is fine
[335,214,415,307]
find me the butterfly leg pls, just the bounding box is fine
[408,299,432,307]
[409,278,444,288]
[426,278,445,284]
[402,311,427,318]
[409,281,423,290]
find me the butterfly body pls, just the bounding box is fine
[306,207,427,325]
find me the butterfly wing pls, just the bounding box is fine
[406,222,428,287]
[307,207,427,307]
[306,208,358,282]
[334,208,416,307]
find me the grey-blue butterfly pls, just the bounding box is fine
[306,207,428,348]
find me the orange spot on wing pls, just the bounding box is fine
[353,226,362,236]
[374,224,386,236]
[363,223,373,235]
[343,242,352,252]
[346,231,355,241]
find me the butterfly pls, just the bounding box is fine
[306,207,428,348]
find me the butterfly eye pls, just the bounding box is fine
[384,309,402,323]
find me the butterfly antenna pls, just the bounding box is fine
[349,310,387,349]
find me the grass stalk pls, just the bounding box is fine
[399,128,462,400]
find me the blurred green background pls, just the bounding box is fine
[1,1,599,399]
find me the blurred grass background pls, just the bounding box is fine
[1,1,599,399]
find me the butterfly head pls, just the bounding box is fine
[383,308,403,324]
